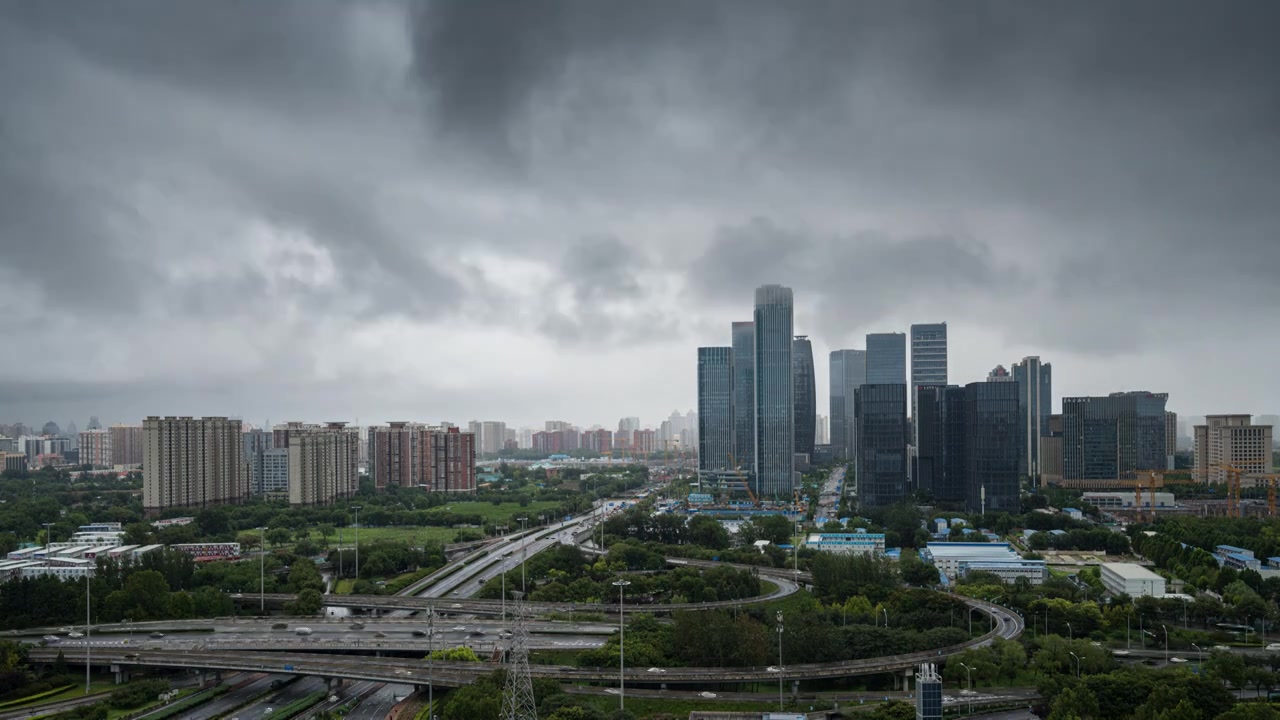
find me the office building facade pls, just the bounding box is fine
[965,381,1021,515]
[731,321,756,471]
[855,383,908,507]
[829,349,867,463]
[287,422,360,506]
[1194,415,1273,484]
[143,416,247,511]
[753,285,795,498]
[792,336,816,460]
[1063,392,1168,480]
[697,346,734,472]
[1013,356,1052,481]
[910,323,948,422]
[1040,414,1065,486]
[866,332,907,385]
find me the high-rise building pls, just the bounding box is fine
[0,436,15,453]
[1040,414,1065,486]
[829,349,867,463]
[581,429,613,453]
[866,333,906,385]
[365,422,476,493]
[87,416,102,431]
[479,421,507,455]
[912,385,967,504]
[287,422,360,506]
[617,417,641,436]
[910,323,948,421]
[731,321,756,471]
[143,416,246,511]
[422,426,476,493]
[754,285,795,498]
[792,336,816,460]
[964,381,1021,515]
[855,384,908,507]
[109,425,143,466]
[816,414,830,446]
[1194,415,1273,484]
[1255,416,1280,447]
[633,428,657,454]
[367,422,420,490]
[41,421,60,437]
[1165,412,1177,470]
[1013,357,1052,481]
[987,365,1014,381]
[79,429,112,468]
[697,346,734,472]
[545,420,572,433]
[1063,392,1168,480]
[1,452,27,474]
[242,429,276,495]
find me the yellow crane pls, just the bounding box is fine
[727,453,760,508]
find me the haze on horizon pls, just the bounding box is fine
[1,1,1278,429]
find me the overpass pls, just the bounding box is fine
[29,597,1021,687]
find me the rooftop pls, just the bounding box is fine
[1102,562,1163,581]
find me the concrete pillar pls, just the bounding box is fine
[110,665,129,685]
[791,679,799,700]
[215,671,223,686]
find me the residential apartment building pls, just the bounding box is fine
[78,429,112,468]
[753,285,795,498]
[143,416,246,512]
[581,428,613,453]
[792,336,816,460]
[287,422,360,506]
[697,346,734,472]
[109,425,144,466]
[829,349,867,463]
[366,422,476,493]
[423,427,476,493]
[367,422,420,490]
[1194,415,1274,484]
[1063,392,1168,480]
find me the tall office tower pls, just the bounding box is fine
[87,416,102,431]
[242,428,275,495]
[1164,412,1178,470]
[78,429,111,468]
[987,365,1014,381]
[1040,414,1065,486]
[65,422,79,448]
[816,414,829,446]
[479,421,507,455]
[367,422,421,489]
[421,426,477,492]
[731,321,756,471]
[109,425,143,466]
[0,436,14,453]
[754,285,795,498]
[697,347,734,471]
[829,350,867,462]
[964,381,1021,515]
[1063,392,1169,480]
[866,333,907,385]
[792,336,816,460]
[855,384,908,507]
[1194,415,1273,484]
[1012,357,1053,481]
[142,416,246,511]
[910,323,948,420]
[287,422,360,506]
[912,385,968,503]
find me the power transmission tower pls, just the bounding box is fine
[500,591,538,720]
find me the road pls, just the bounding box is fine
[813,466,846,526]
[422,518,588,600]
[179,674,281,720]
[235,676,325,720]
[343,684,413,720]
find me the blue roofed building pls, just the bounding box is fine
[805,532,886,556]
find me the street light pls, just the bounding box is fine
[349,506,362,580]
[1069,651,1081,679]
[776,611,785,711]
[959,662,974,714]
[258,526,267,613]
[1162,624,1169,663]
[427,606,435,717]
[612,579,631,713]
[84,570,91,694]
[881,608,889,628]
[518,517,530,594]
[1067,621,1073,641]
[1192,642,1204,666]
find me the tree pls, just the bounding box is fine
[1216,705,1280,720]
[266,528,292,547]
[1049,685,1101,720]
[286,588,323,615]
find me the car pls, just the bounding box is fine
[1090,641,1102,647]
[498,631,513,639]
[149,632,165,639]
[265,708,274,714]
[604,689,620,695]
[349,623,365,630]
[412,630,428,638]
[450,604,462,609]
[1112,650,1131,656]
[469,631,485,637]
[67,631,83,638]
[767,666,782,672]
[452,626,467,632]
[700,692,717,699]
[1213,645,1231,651]
[124,653,139,659]
[373,632,387,639]
[42,635,60,643]
[1267,643,1280,652]
[272,623,288,630]
[1169,657,1188,664]
[647,667,666,674]
[294,627,313,636]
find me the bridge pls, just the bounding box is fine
[28,597,1021,687]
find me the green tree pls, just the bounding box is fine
[168,591,195,619]
[286,588,323,615]
[1216,705,1280,720]
[1050,685,1101,720]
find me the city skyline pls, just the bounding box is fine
[2,3,1279,427]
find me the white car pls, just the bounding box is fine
[67,631,83,638]
[700,692,717,699]
[1169,657,1187,664]
[452,626,467,632]
[1213,645,1231,651]
[1267,643,1280,652]
[647,667,666,674]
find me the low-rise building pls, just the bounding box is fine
[1083,491,1176,510]
[960,560,1047,585]
[1062,507,1083,520]
[1100,563,1166,597]
[805,533,887,556]
[920,542,1045,584]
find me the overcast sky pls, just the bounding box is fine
[1,1,1277,430]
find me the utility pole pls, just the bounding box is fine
[85,571,91,694]
[776,611,785,711]
[350,506,362,580]
[518,516,529,594]
[613,579,632,713]
[259,526,267,612]
[427,606,434,718]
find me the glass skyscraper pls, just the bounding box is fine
[731,321,755,472]
[866,332,907,385]
[1013,356,1053,481]
[855,383,907,507]
[753,285,794,498]
[965,380,1021,515]
[792,336,816,459]
[1063,391,1169,480]
[697,347,734,471]
[829,349,866,463]
[910,323,948,424]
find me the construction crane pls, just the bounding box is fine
[727,453,760,508]
[1130,470,1167,524]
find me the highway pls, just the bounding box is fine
[237,676,325,719]
[182,674,282,720]
[342,683,413,720]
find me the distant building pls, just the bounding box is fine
[910,322,948,422]
[805,532,886,555]
[422,427,476,493]
[866,332,906,385]
[478,421,507,456]
[1165,411,1178,471]
[78,429,112,468]
[829,349,867,463]
[581,428,613,453]
[242,428,276,495]
[287,422,360,506]
[987,365,1014,382]
[816,414,829,446]
[632,429,657,454]
[697,346,734,472]
[109,425,144,466]
[1083,491,1175,510]
[1,452,27,474]
[1063,392,1168,480]
[731,322,756,472]
[367,422,420,490]
[1194,415,1273,484]
[855,384,908,507]
[921,542,1047,585]
[366,422,476,493]
[1100,563,1166,597]
[1013,356,1052,482]
[792,336,816,460]
[0,436,14,453]
[965,380,1021,515]
[754,285,795,498]
[143,416,247,511]
[913,385,967,503]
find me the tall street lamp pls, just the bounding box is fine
[427,606,435,718]
[959,662,974,714]
[84,570,91,694]
[612,579,631,714]
[258,526,267,613]
[1067,622,1073,641]
[776,611,785,711]
[1162,624,1169,663]
[350,506,362,580]
[1069,651,1081,679]
[518,517,530,594]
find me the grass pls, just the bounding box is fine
[0,685,75,710]
[440,500,562,523]
[105,688,194,720]
[272,690,326,720]
[16,680,116,708]
[315,526,459,546]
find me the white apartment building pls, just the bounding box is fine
[1195,415,1273,484]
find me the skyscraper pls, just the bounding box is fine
[1013,356,1053,482]
[287,422,360,506]
[792,336,816,460]
[910,323,948,421]
[143,416,246,511]
[866,332,906,385]
[697,347,734,471]
[731,321,756,471]
[108,425,143,466]
[829,349,867,463]
[753,285,795,498]
[1194,415,1273,484]
[242,428,275,495]
[855,383,908,507]
[79,429,111,468]
[1063,392,1168,480]
[816,414,829,446]
[965,381,1021,515]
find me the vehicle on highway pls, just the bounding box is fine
[412,630,428,637]
[1170,657,1188,664]
[1213,645,1231,651]
[42,635,60,643]
[373,632,387,638]
[273,623,288,630]
[1112,650,1131,656]
[67,631,83,638]
[647,667,666,673]
[265,707,274,714]
[349,622,364,630]
[295,627,313,636]
[1267,643,1280,652]
[124,653,138,659]
[700,692,717,699]
[450,604,462,609]
[149,632,164,639]
[452,626,467,631]
[469,631,485,637]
